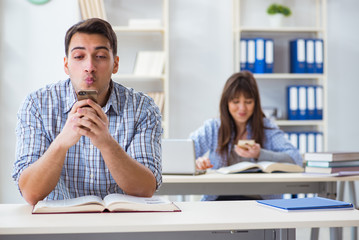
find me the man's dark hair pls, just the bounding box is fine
[64,18,117,57]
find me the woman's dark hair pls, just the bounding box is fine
[64,18,117,57]
[217,71,265,157]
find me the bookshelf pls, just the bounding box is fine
[233,0,328,152]
[78,0,170,137]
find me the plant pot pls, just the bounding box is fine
[268,14,284,28]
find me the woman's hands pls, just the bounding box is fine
[195,156,214,170]
[234,143,261,159]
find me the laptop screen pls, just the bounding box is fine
[162,139,204,175]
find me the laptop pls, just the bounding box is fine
[162,139,206,175]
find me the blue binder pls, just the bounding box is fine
[240,39,247,71]
[287,85,299,120]
[254,38,265,73]
[306,39,315,73]
[307,132,316,153]
[315,132,324,152]
[298,86,307,120]
[307,85,316,120]
[314,39,324,73]
[290,39,306,73]
[315,85,323,120]
[257,197,353,211]
[265,38,274,73]
[247,39,255,73]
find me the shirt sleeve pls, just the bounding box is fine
[189,119,218,159]
[13,95,50,189]
[126,95,163,190]
[263,119,303,166]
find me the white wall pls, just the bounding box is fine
[1,0,359,203]
[0,0,80,203]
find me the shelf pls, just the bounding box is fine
[235,27,324,33]
[275,120,324,127]
[113,74,165,80]
[253,73,324,80]
[112,26,165,33]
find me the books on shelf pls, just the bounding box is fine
[147,92,164,113]
[78,0,107,20]
[133,51,165,76]
[216,161,304,174]
[257,197,353,212]
[32,193,180,214]
[287,85,323,120]
[290,38,324,74]
[304,152,359,162]
[240,38,274,73]
[285,131,323,154]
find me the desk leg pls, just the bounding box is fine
[349,181,358,240]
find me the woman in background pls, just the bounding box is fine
[189,71,302,200]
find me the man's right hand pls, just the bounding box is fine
[56,100,94,149]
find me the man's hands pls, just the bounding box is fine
[58,99,110,150]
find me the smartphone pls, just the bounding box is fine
[237,139,255,150]
[77,90,98,103]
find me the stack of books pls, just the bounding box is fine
[304,152,359,176]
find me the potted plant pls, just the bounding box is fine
[267,3,292,27]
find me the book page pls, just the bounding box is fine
[33,195,104,213]
[217,161,260,174]
[258,161,304,173]
[103,193,179,212]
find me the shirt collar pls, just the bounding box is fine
[63,79,120,115]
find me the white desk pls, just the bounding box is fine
[158,172,359,198]
[1,201,359,240]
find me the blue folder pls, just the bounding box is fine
[257,197,353,211]
[254,38,265,73]
[314,39,324,73]
[306,39,315,73]
[265,38,274,73]
[290,39,306,73]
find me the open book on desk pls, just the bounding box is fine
[32,193,181,214]
[217,161,304,174]
[257,197,354,212]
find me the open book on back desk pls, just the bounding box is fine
[32,193,181,214]
[216,161,304,174]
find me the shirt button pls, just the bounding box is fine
[90,173,94,178]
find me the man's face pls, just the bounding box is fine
[64,32,119,104]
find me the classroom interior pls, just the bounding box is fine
[1,0,359,239]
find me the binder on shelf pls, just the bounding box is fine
[305,39,315,73]
[307,85,316,120]
[314,39,324,73]
[298,86,307,120]
[240,39,247,71]
[307,132,316,153]
[254,38,265,73]
[287,86,298,120]
[286,131,323,153]
[265,39,274,73]
[247,39,256,73]
[290,39,306,73]
[289,132,298,149]
[315,132,324,152]
[298,132,307,155]
[315,85,323,120]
